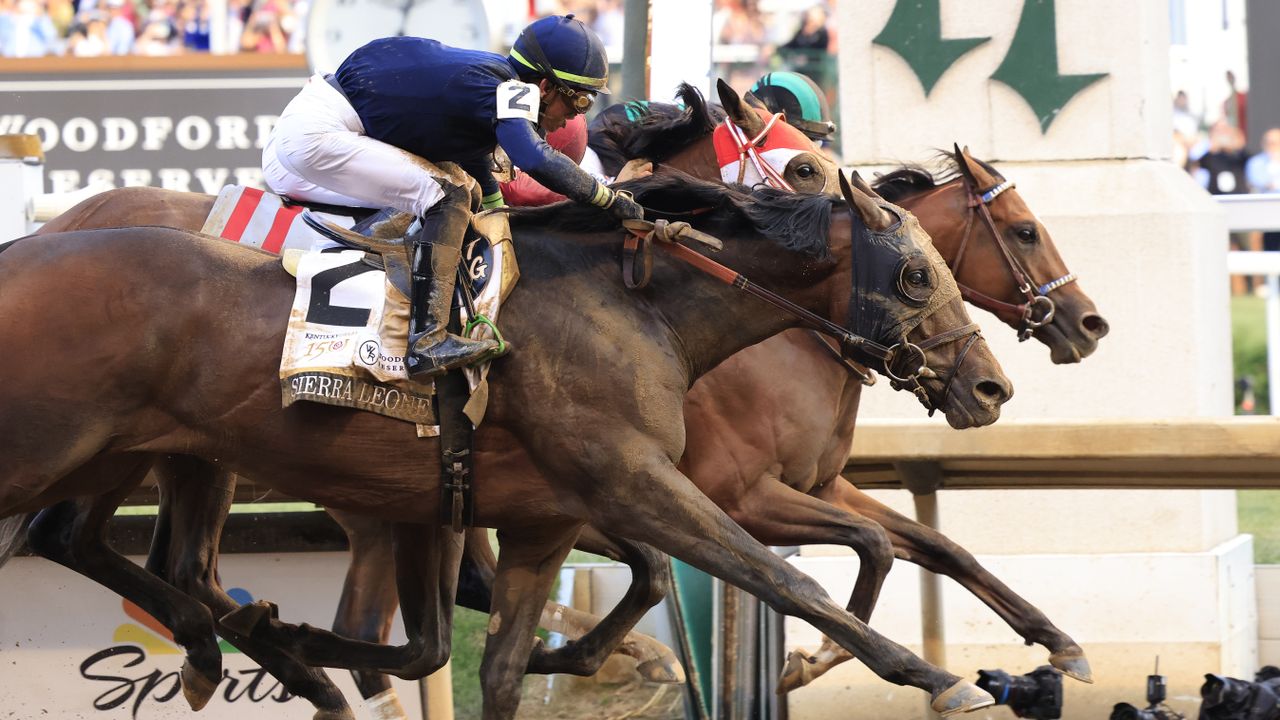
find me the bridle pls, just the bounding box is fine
[722,113,797,191]
[947,176,1078,341]
[620,207,980,416]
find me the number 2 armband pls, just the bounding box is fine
[496,80,540,123]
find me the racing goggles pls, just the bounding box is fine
[555,84,595,114]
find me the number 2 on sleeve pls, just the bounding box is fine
[496,80,540,122]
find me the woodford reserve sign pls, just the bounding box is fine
[0,55,310,194]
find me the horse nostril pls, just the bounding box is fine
[975,378,1011,406]
[1081,313,1109,339]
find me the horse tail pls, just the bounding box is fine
[0,513,32,569]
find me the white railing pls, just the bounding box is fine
[1220,194,1280,414]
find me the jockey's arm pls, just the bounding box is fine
[494,118,640,218]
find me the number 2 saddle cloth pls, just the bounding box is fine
[200,185,519,436]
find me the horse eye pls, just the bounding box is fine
[1017,227,1038,244]
[796,164,815,179]
[907,269,928,286]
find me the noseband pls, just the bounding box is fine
[949,178,1078,341]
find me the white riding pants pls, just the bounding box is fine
[262,74,448,217]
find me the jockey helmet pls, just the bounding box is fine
[748,71,835,141]
[510,15,611,96]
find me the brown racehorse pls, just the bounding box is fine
[22,83,1101,714]
[1,173,1011,718]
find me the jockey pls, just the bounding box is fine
[748,71,837,144]
[261,15,644,378]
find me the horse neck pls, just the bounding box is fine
[516,226,832,386]
[894,179,970,266]
[660,137,721,183]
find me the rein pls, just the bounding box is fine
[620,214,980,414]
[948,178,1078,341]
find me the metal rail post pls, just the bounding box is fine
[621,0,649,100]
[897,461,946,720]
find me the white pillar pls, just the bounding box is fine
[647,0,711,102]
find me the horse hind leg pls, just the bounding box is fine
[23,457,224,711]
[328,508,409,719]
[526,527,684,684]
[152,456,355,720]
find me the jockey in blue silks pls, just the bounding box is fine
[263,15,643,377]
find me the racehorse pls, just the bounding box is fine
[18,81,1102,715]
[0,173,1011,719]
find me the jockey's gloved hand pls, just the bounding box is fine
[607,190,644,222]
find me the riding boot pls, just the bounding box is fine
[405,190,499,379]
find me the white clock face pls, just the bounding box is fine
[306,0,491,74]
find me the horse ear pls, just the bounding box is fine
[850,170,882,200]
[717,78,765,137]
[952,142,982,188]
[743,90,767,111]
[842,170,894,232]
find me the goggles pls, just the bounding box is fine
[555,84,595,113]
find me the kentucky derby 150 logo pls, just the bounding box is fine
[81,587,295,719]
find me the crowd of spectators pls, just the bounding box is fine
[0,0,305,57]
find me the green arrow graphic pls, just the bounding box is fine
[873,0,990,96]
[991,0,1108,132]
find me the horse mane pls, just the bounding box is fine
[871,152,1006,204]
[588,84,725,176]
[506,171,837,259]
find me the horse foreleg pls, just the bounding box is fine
[154,457,356,720]
[573,451,992,716]
[525,526,683,683]
[328,509,410,720]
[223,521,463,679]
[711,479,894,693]
[480,524,581,720]
[826,479,1092,682]
[23,458,223,712]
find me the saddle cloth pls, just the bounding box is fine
[276,212,518,434]
[200,185,518,433]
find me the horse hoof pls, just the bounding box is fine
[1049,646,1094,684]
[636,653,687,684]
[775,649,817,694]
[180,660,220,711]
[220,599,277,637]
[931,680,995,716]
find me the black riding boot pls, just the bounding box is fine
[404,191,499,379]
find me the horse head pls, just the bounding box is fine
[612,171,1011,428]
[837,170,1012,428]
[911,146,1108,364]
[714,78,838,196]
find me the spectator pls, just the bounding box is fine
[0,0,61,57]
[239,4,285,52]
[778,4,831,92]
[178,0,209,51]
[134,14,175,54]
[1172,89,1200,169]
[68,11,109,54]
[1194,120,1248,195]
[103,0,134,54]
[1224,69,1248,136]
[1246,128,1280,253]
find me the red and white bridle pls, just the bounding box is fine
[712,110,818,192]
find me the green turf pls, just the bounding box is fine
[1232,295,1270,414]
[1240,490,1280,563]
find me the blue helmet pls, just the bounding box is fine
[510,15,610,94]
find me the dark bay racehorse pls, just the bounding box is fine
[21,82,1102,714]
[1,174,1011,719]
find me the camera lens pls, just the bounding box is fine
[976,667,1063,720]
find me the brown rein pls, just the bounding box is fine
[619,214,980,414]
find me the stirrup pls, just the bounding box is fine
[464,314,510,358]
